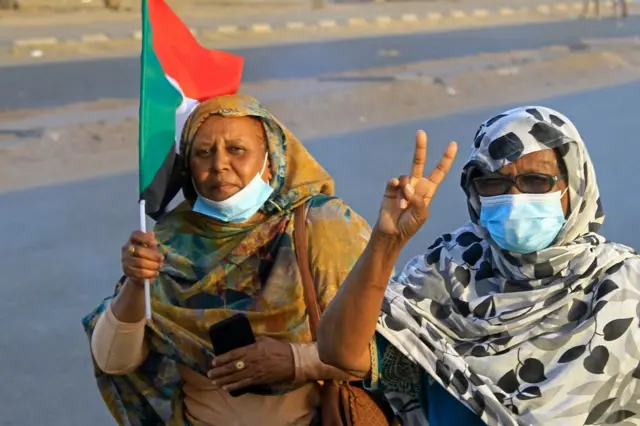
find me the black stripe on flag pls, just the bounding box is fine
[141,148,183,220]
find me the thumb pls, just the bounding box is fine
[383,178,400,199]
[403,184,430,225]
[403,184,427,212]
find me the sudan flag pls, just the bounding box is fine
[139,0,244,219]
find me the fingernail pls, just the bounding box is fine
[211,360,216,367]
[222,386,229,391]
[211,381,217,388]
[399,199,408,209]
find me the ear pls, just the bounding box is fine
[264,154,273,182]
[553,148,571,217]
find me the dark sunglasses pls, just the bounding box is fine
[472,172,567,197]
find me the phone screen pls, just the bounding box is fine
[208,313,255,356]
[207,314,270,397]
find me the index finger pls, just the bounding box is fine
[410,130,428,178]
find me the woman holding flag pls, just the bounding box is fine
[82,1,390,425]
[84,94,379,425]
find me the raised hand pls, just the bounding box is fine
[376,130,458,242]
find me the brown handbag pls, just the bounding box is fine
[293,204,394,426]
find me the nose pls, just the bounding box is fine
[508,184,521,195]
[209,146,230,173]
[505,175,521,195]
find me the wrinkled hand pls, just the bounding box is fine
[121,231,163,287]
[207,337,295,393]
[376,131,458,242]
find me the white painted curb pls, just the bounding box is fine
[7,3,605,50]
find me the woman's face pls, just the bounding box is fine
[190,115,272,202]
[497,149,570,216]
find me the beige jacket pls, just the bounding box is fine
[91,304,350,425]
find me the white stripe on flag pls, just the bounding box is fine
[166,76,199,152]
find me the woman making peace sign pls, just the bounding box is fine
[318,106,640,425]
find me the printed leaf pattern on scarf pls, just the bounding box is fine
[375,106,640,425]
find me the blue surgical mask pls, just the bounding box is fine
[479,191,566,254]
[193,153,274,223]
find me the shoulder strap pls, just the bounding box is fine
[294,203,322,340]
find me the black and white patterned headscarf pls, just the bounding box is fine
[376,106,640,425]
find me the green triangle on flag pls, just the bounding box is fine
[138,0,244,219]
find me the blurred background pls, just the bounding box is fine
[1,0,639,424]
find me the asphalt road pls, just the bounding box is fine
[1,16,640,110]
[0,78,638,425]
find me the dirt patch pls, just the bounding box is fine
[1,11,573,64]
[254,43,640,140]
[1,43,639,192]
[1,0,306,15]
[0,98,136,122]
[0,0,309,26]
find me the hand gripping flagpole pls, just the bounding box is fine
[139,199,153,321]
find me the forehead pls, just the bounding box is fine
[193,115,265,146]
[498,149,561,174]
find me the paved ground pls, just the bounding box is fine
[5,0,304,14]
[2,16,640,110]
[0,10,592,64]
[1,79,639,426]
[0,0,590,40]
[2,0,636,50]
[318,81,640,262]
[1,15,640,426]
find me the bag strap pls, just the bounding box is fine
[294,203,322,340]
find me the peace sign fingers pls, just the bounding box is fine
[375,130,458,242]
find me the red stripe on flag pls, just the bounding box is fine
[148,0,244,101]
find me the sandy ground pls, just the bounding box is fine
[2,11,582,64]
[0,0,307,22]
[1,39,640,193]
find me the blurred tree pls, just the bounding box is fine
[0,0,19,10]
[104,0,121,10]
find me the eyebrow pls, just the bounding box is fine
[520,159,558,173]
[224,138,248,144]
[532,158,556,167]
[489,162,559,177]
[192,139,213,148]
[193,136,247,144]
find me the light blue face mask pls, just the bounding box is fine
[193,153,274,223]
[479,190,566,254]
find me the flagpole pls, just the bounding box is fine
[139,199,153,321]
[139,0,152,321]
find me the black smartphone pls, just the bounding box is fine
[208,313,270,397]
[209,313,256,356]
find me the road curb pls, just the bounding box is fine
[4,1,621,50]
